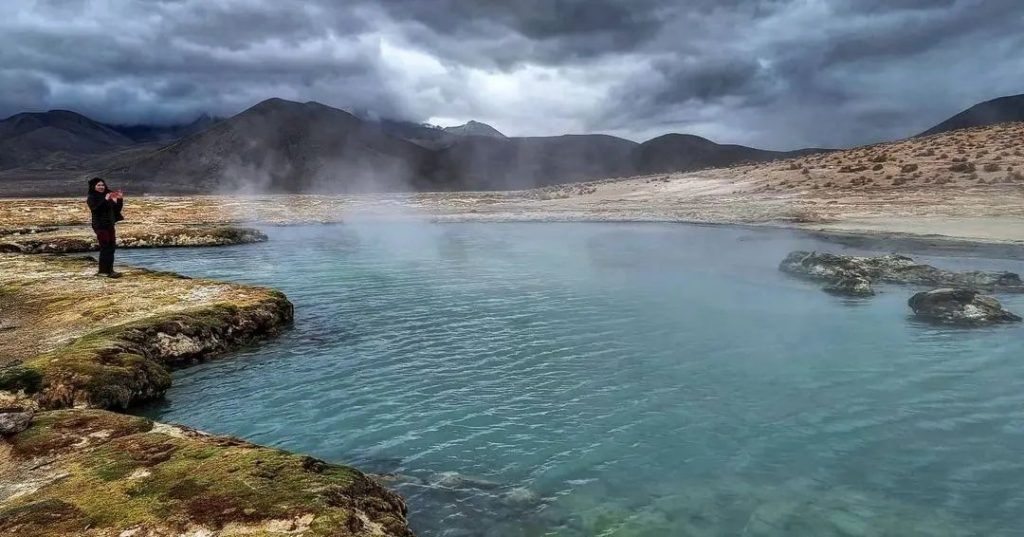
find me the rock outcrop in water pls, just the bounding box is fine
[780,251,1024,295]
[909,288,1023,325]
[823,275,875,297]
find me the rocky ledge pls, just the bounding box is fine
[909,288,1023,326]
[0,224,267,254]
[0,254,292,409]
[0,407,413,537]
[780,251,1024,297]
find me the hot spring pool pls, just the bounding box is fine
[121,222,1024,536]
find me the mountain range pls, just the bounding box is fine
[1,93,1021,196]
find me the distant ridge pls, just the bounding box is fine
[917,93,1024,137]
[108,114,220,143]
[1,97,844,195]
[636,134,824,175]
[103,98,441,193]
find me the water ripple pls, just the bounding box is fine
[123,222,1024,537]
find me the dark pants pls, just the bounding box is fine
[93,226,116,274]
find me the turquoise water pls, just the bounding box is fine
[123,223,1024,536]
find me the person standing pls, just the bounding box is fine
[86,177,125,278]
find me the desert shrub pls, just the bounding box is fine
[872,163,884,171]
[900,163,919,173]
[983,163,1001,172]
[950,162,976,173]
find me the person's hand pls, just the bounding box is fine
[105,193,114,200]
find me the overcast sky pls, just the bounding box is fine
[2,0,1022,149]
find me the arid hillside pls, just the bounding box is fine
[734,121,1023,195]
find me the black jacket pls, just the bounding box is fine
[86,188,124,228]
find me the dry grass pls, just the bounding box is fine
[0,254,276,367]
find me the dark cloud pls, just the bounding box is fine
[0,0,1022,149]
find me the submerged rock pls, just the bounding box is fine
[431,471,503,490]
[780,251,1024,293]
[908,288,1023,325]
[823,275,875,297]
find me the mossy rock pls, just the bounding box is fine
[2,409,413,536]
[15,292,292,409]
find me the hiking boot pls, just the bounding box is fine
[106,271,123,279]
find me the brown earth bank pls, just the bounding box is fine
[0,254,415,536]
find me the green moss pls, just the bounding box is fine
[4,410,410,536]
[0,499,91,537]
[10,410,153,459]
[20,291,291,410]
[0,364,43,393]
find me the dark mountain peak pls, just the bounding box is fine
[241,98,359,125]
[0,108,134,170]
[0,108,130,144]
[918,93,1024,137]
[248,97,293,110]
[647,133,717,144]
[444,120,506,139]
[636,132,818,174]
[4,109,105,129]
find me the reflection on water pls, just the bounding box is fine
[123,223,1024,536]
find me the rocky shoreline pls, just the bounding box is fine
[0,248,415,535]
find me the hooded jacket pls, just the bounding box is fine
[86,178,125,228]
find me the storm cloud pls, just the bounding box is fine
[2,0,1022,149]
